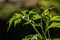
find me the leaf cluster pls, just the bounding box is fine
[8,8,60,40]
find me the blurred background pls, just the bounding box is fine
[0,0,60,20]
[0,0,60,40]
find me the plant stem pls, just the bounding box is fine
[30,23,40,34]
[48,30,51,40]
[41,27,47,40]
[41,19,47,40]
[46,21,51,40]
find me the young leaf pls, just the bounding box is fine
[46,22,60,32]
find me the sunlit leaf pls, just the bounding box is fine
[7,13,22,32]
[14,18,22,27]
[51,16,60,21]
[46,22,60,32]
[32,14,41,20]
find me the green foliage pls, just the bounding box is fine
[22,34,43,40]
[7,13,22,32]
[22,34,34,40]
[51,16,60,21]
[46,22,60,31]
[8,7,60,40]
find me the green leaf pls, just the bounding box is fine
[7,13,22,32]
[14,18,22,27]
[28,10,36,15]
[24,20,32,25]
[22,15,29,20]
[7,15,16,32]
[46,22,60,32]
[42,9,52,19]
[32,14,41,20]
[42,9,49,16]
[21,10,28,15]
[51,16,60,21]
[37,34,43,40]
[32,23,41,27]
[22,34,34,40]
[31,34,43,40]
[22,34,43,40]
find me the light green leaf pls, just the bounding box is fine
[46,22,60,32]
[7,13,22,32]
[32,23,41,27]
[7,15,16,32]
[28,10,36,15]
[51,16,60,21]
[42,9,52,19]
[42,9,49,16]
[32,14,41,20]
[14,18,22,27]
[24,20,32,25]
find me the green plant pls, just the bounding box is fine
[7,8,60,40]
